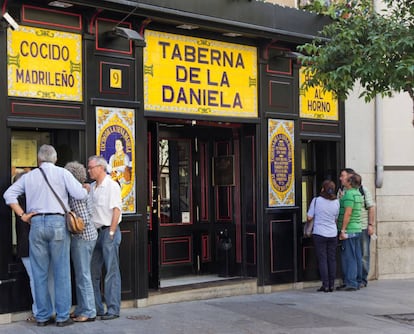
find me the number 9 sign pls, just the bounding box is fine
[110,68,122,89]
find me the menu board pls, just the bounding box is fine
[12,139,37,167]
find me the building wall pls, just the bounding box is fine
[346,86,414,280]
[345,0,414,280]
[262,0,297,8]
[377,92,414,279]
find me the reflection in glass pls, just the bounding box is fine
[159,139,191,224]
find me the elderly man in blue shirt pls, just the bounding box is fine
[4,144,88,327]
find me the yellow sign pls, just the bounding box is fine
[7,26,82,101]
[299,68,338,120]
[110,69,122,89]
[144,30,258,118]
[12,139,38,167]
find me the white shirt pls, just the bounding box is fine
[307,196,339,238]
[90,175,122,228]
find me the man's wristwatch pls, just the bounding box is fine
[109,230,115,236]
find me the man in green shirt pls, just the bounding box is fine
[337,173,363,291]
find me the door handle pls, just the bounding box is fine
[157,194,161,219]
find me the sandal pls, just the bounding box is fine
[73,315,96,322]
[26,314,36,323]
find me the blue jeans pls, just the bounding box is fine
[29,214,71,322]
[360,228,371,285]
[340,234,362,289]
[71,237,97,318]
[91,227,121,316]
[313,234,338,289]
[21,257,55,317]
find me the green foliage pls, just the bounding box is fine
[298,0,414,108]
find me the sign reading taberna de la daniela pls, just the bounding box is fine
[144,30,258,118]
[7,26,82,102]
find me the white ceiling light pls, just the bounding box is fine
[176,24,199,30]
[48,1,74,8]
[222,32,243,37]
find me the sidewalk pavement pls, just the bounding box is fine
[0,278,413,334]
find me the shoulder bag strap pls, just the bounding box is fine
[39,168,68,213]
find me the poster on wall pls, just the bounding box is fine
[7,26,82,101]
[96,107,135,213]
[268,119,295,207]
[144,30,258,118]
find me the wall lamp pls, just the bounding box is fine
[106,26,146,47]
[1,12,19,30]
[283,51,304,59]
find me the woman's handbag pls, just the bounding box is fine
[39,168,85,234]
[303,197,317,238]
[303,220,314,238]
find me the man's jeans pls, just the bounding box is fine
[340,233,362,289]
[21,257,55,317]
[71,237,97,318]
[91,227,122,316]
[360,228,371,285]
[29,214,71,322]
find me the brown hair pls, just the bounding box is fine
[348,173,362,188]
[320,180,337,200]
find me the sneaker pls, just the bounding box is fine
[100,313,119,320]
[37,317,55,327]
[56,318,74,327]
[336,285,357,291]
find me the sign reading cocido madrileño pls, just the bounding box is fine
[144,30,258,118]
[7,26,82,101]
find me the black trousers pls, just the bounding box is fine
[313,234,338,288]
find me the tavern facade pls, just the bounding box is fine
[0,0,373,316]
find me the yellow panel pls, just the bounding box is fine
[144,30,258,118]
[110,69,122,89]
[7,26,82,101]
[299,67,338,120]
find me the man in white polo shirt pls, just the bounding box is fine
[88,155,122,320]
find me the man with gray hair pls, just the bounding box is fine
[87,155,122,320]
[3,144,88,327]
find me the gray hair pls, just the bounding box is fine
[64,161,87,183]
[88,155,108,170]
[38,144,57,164]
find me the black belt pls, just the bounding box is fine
[97,225,110,232]
[34,213,64,216]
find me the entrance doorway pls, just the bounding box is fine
[300,140,341,281]
[5,128,84,313]
[147,122,257,288]
[10,129,84,249]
